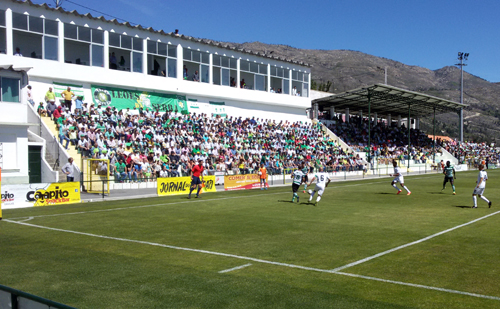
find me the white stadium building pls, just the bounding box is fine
[0,0,312,184]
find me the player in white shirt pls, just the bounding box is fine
[307,167,331,206]
[390,160,411,195]
[472,164,491,208]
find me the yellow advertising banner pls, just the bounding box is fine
[224,174,267,191]
[33,182,81,207]
[157,176,217,196]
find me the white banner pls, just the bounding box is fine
[1,183,81,209]
[214,172,225,185]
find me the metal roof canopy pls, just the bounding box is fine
[312,84,467,118]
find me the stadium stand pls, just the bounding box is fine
[39,100,368,183]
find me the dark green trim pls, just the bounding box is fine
[53,82,83,88]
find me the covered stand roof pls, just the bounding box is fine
[312,84,467,118]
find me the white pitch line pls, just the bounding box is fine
[3,219,500,301]
[336,271,500,301]
[219,263,252,273]
[332,210,500,272]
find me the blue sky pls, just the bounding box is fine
[40,0,500,82]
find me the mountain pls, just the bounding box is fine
[224,42,500,143]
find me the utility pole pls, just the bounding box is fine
[53,0,64,8]
[376,66,388,84]
[456,52,468,142]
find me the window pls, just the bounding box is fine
[183,49,209,83]
[44,36,58,61]
[146,41,177,78]
[0,9,5,27]
[92,45,104,67]
[12,14,58,60]
[108,32,142,72]
[291,70,309,97]
[0,10,5,54]
[64,24,104,67]
[1,77,20,103]
[240,60,267,91]
[213,55,237,87]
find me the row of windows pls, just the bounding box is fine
[64,24,103,44]
[12,12,58,36]
[2,10,310,95]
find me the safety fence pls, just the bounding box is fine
[0,284,75,309]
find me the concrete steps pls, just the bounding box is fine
[41,116,82,171]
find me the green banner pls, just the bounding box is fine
[91,85,188,113]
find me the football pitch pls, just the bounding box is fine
[1,170,499,308]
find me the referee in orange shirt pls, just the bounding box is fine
[188,159,204,199]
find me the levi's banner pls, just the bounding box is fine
[1,182,81,209]
[157,176,216,196]
[91,85,188,114]
[224,174,267,191]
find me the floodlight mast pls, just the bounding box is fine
[456,52,468,142]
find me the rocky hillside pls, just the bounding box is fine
[224,42,500,143]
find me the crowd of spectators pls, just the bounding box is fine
[41,101,371,182]
[322,114,440,165]
[441,140,499,167]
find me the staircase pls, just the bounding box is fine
[314,119,355,154]
[40,115,82,171]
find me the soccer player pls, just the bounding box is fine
[188,159,204,199]
[307,167,331,206]
[302,163,309,193]
[441,161,456,195]
[390,159,411,195]
[259,163,268,190]
[291,167,305,203]
[472,164,491,209]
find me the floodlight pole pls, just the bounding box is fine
[456,52,468,142]
[367,90,371,165]
[433,106,436,163]
[408,104,411,170]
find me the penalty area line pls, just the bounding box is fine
[4,219,500,302]
[332,210,500,272]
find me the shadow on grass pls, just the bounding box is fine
[376,192,393,195]
[278,200,296,204]
[454,205,472,209]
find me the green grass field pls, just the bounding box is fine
[1,169,499,308]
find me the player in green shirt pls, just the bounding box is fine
[291,166,305,203]
[442,161,456,195]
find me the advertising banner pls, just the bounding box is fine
[209,101,227,117]
[157,176,216,196]
[91,85,188,113]
[1,182,81,209]
[224,174,266,191]
[53,82,85,100]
